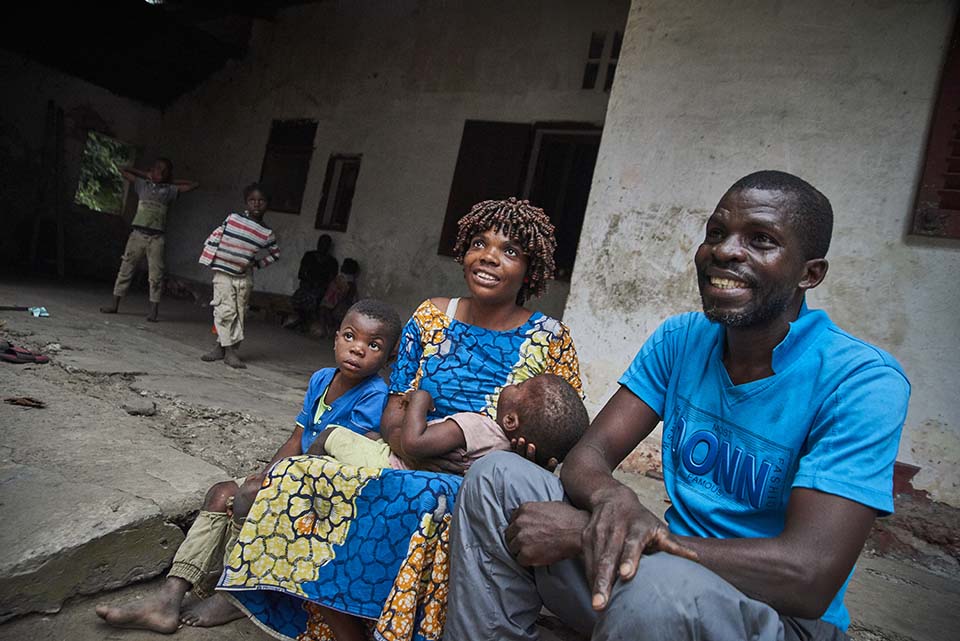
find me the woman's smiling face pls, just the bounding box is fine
[462,227,528,305]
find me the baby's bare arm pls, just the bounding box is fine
[395,391,467,461]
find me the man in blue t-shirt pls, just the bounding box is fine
[443,171,910,641]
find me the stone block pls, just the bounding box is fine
[0,464,184,621]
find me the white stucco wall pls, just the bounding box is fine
[565,0,960,505]
[158,0,628,320]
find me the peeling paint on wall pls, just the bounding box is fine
[904,419,960,501]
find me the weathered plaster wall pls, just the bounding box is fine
[0,51,162,280]
[565,0,960,505]
[158,0,628,320]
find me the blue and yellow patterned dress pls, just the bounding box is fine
[391,299,583,416]
[218,299,582,641]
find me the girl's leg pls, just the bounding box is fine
[145,235,165,321]
[179,481,247,628]
[224,276,252,368]
[102,232,146,313]
[95,481,239,633]
[180,475,262,628]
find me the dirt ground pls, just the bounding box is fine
[2,350,279,478]
[1,274,958,641]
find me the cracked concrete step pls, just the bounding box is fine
[0,464,184,622]
[0,368,231,621]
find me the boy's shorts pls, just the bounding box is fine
[324,427,396,469]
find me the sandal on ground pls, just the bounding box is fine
[0,343,50,364]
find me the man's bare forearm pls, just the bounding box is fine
[676,489,876,619]
[675,535,824,618]
[561,441,627,511]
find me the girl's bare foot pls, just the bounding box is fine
[100,296,121,314]
[95,594,180,634]
[224,346,246,369]
[201,344,225,362]
[180,593,244,627]
[94,577,188,634]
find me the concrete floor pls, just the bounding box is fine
[0,275,958,641]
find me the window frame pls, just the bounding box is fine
[911,16,960,239]
[315,153,362,232]
[258,119,318,215]
[438,120,601,281]
[72,130,138,217]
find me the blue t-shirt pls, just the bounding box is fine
[296,368,389,452]
[619,304,910,631]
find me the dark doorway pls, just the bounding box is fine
[439,120,601,281]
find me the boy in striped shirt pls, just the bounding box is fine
[199,183,280,368]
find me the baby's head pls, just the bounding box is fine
[334,299,402,381]
[496,374,588,468]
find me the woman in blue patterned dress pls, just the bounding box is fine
[217,198,583,641]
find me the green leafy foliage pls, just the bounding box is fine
[74,131,134,214]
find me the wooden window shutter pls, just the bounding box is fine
[912,18,960,238]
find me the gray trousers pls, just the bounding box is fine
[113,229,165,302]
[443,452,847,641]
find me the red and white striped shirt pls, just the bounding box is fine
[199,213,279,275]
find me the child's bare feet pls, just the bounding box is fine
[224,346,246,369]
[201,344,225,362]
[95,592,182,634]
[100,296,121,314]
[180,593,244,627]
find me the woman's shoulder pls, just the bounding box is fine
[428,297,451,312]
[399,299,454,332]
[415,297,457,320]
[528,311,574,338]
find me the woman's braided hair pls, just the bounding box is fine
[452,197,557,305]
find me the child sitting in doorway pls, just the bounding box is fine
[198,183,280,369]
[95,299,402,633]
[317,257,360,337]
[310,373,589,472]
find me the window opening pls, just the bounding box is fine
[439,120,601,280]
[912,17,960,238]
[315,154,362,232]
[74,131,136,215]
[259,119,318,214]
